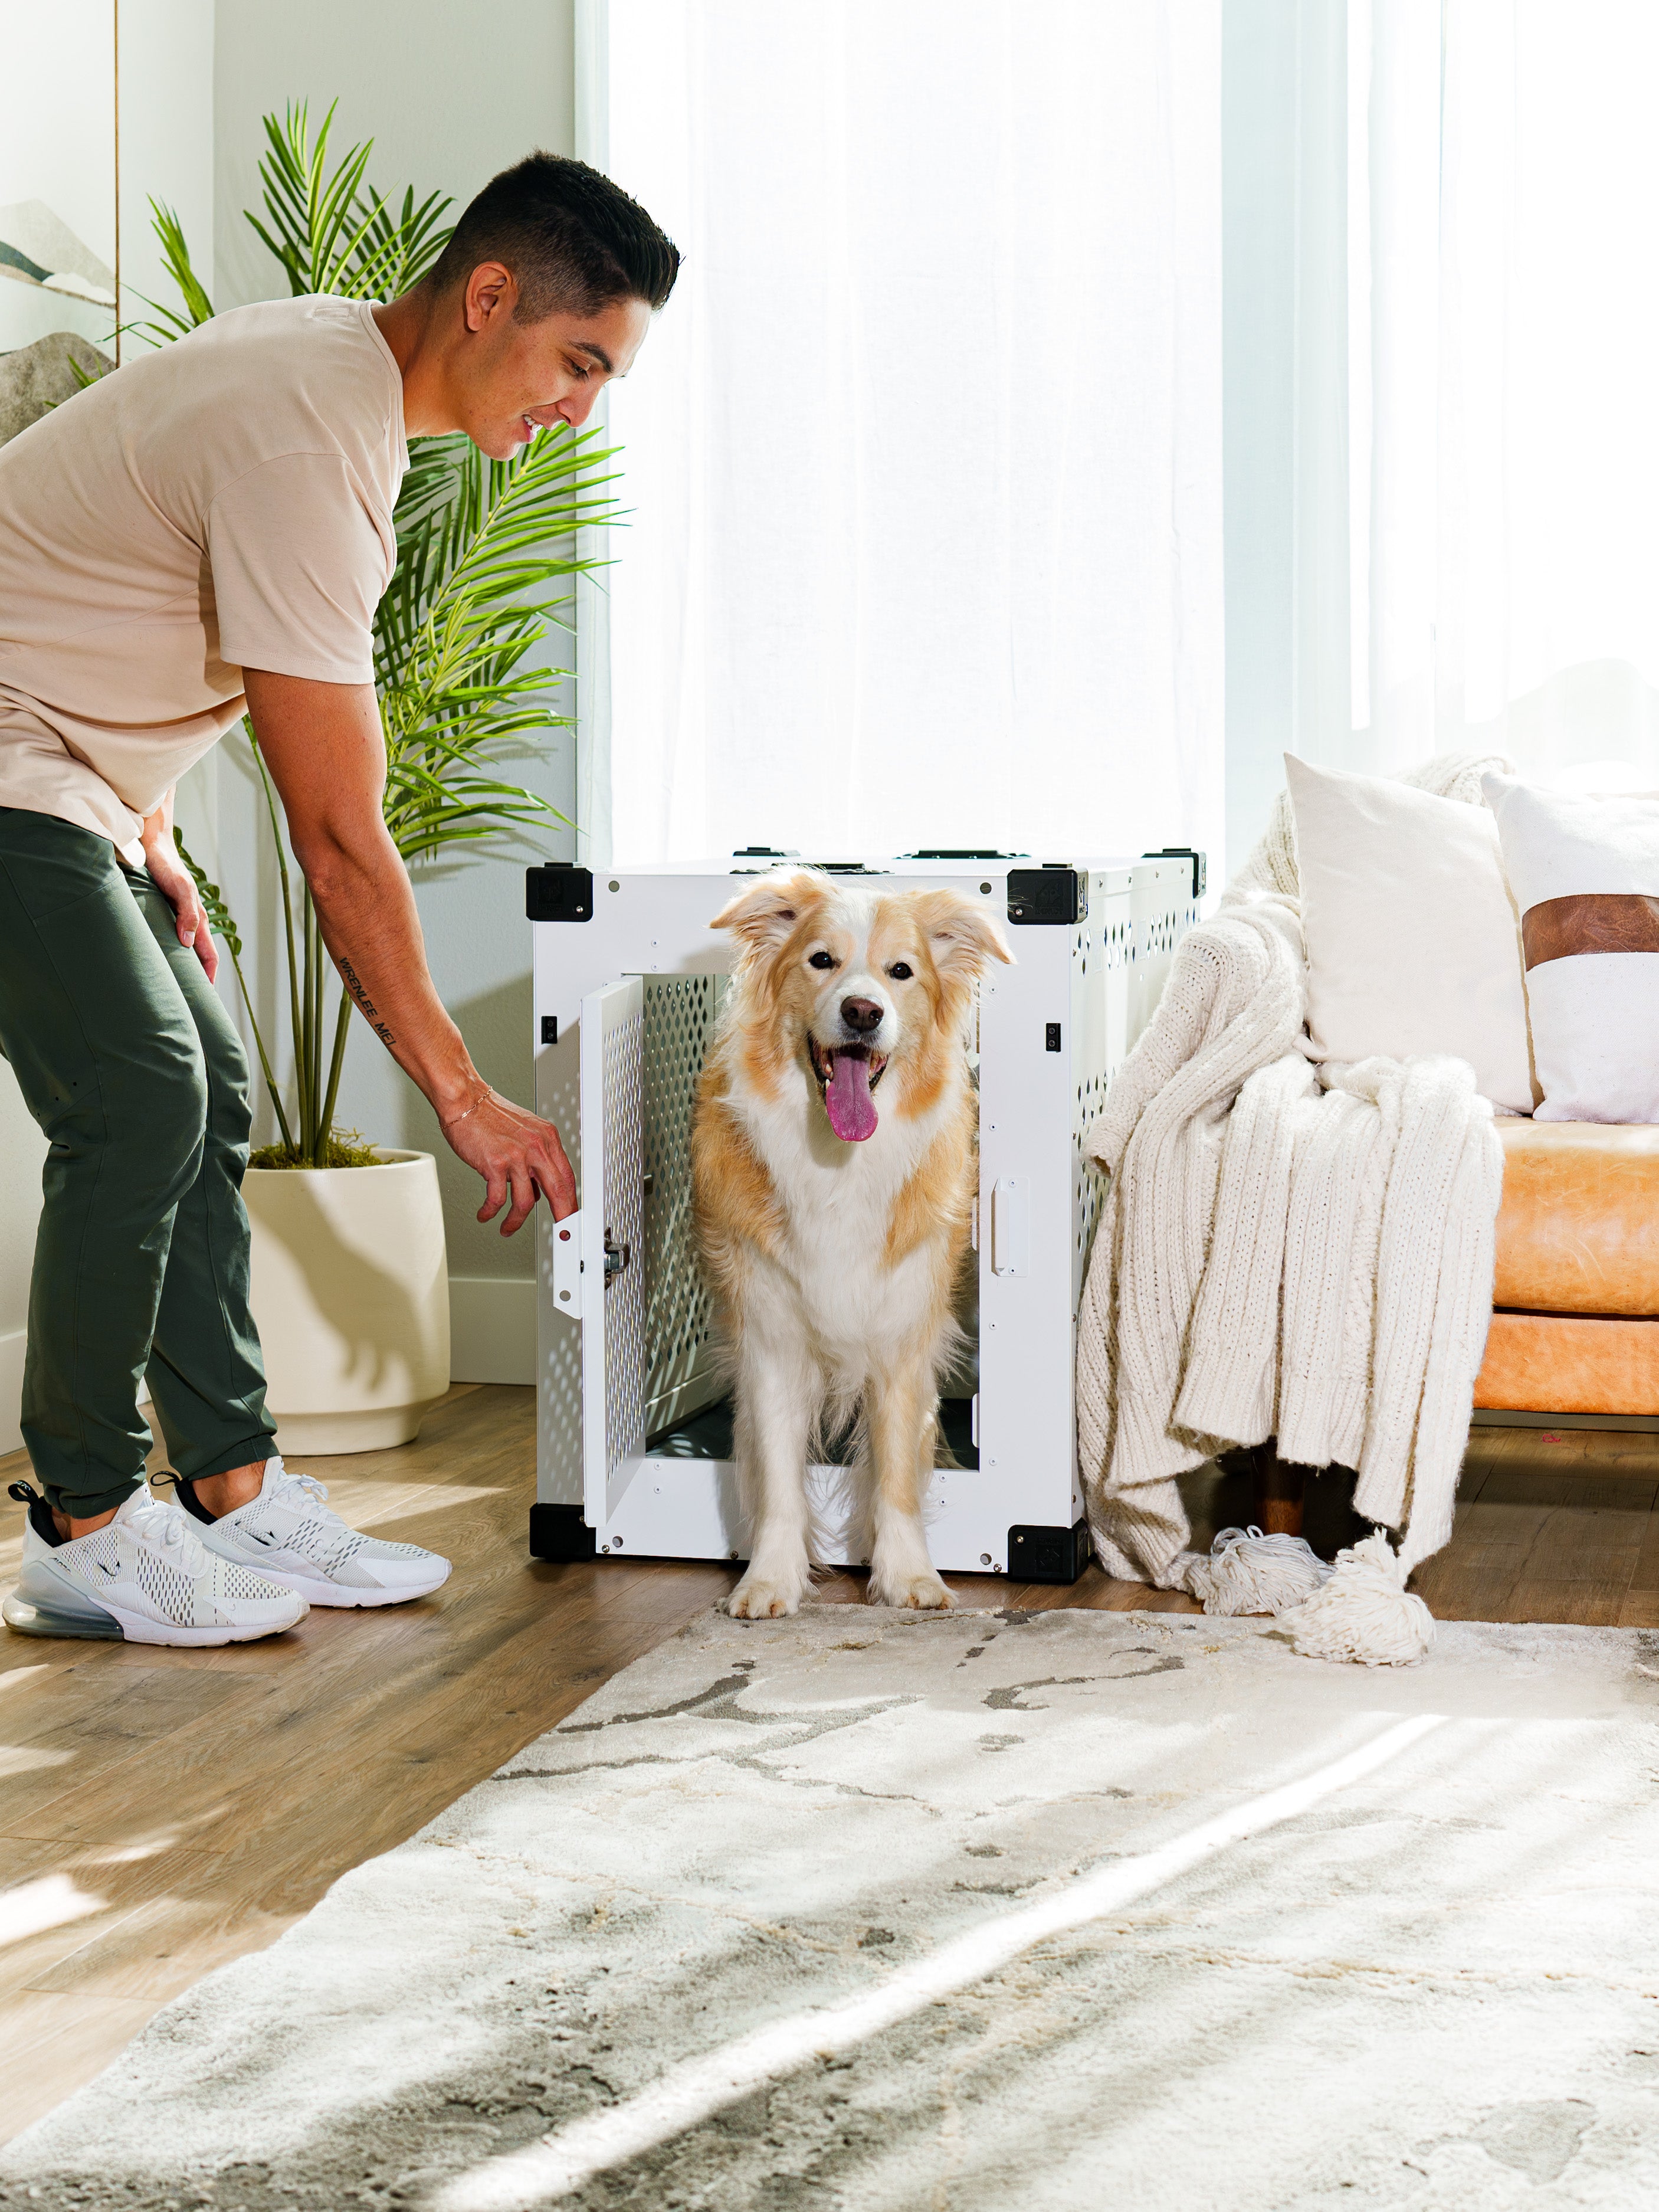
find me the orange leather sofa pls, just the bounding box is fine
[1474,1122,1659,1416]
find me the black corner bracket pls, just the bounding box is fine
[1007,1518,1092,1584]
[526,864,595,922]
[1006,864,1087,926]
[530,1503,599,1562]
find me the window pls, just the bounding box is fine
[583,0,1224,870]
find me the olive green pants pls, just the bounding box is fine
[0,809,275,1515]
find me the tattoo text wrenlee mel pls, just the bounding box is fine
[337,956,396,1047]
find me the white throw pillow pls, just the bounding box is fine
[1286,755,1536,1115]
[1482,771,1659,1123]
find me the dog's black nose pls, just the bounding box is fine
[840,997,884,1035]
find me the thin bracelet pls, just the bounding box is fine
[440,1082,491,1130]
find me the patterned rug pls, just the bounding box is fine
[6,1605,1659,2210]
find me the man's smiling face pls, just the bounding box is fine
[447,267,652,460]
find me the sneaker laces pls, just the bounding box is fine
[265,1462,345,1526]
[126,1493,211,1577]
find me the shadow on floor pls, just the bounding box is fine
[1180,1455,1372,1563]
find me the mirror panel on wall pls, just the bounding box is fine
[0,2,119,366]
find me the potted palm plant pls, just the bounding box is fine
[150,106,624,1451]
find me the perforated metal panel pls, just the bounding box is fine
[579,978,647,1523]
[641,975,729,1436]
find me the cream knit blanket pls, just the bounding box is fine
[1075,754,1510,1660]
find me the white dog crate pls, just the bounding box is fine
[527,850,1202,1582]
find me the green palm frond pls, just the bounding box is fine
[245,102,453,301]
[130,202,215,341]
[100,201,215,359]
[378,425,626,863]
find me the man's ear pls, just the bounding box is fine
[914,890,1015,980]
[710,870,830,952]
[464,261,515,333]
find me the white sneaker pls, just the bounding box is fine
[184,1456,453,1608]
[3,1482,308,1646]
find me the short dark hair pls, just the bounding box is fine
[427,152,680,321]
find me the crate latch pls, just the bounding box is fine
[553,1211,585,1319]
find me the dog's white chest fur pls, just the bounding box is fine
[732,1078,959,1362]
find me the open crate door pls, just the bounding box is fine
[580,976,647,1529]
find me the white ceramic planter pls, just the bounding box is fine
[242,1148,450,1455]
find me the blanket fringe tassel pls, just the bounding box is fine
[1275,1530,1437,1667]
[1175,1526,1435,1668]
[1181,1525,1330,1616]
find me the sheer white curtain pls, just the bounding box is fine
[583,0,1222,868]
[1349,0,1659,779]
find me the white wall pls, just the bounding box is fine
[119,0,218,351]
[206,0,578,1381]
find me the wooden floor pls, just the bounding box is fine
[1,1389,1657,2145]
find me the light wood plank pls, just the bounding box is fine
[0,1993,160,2144]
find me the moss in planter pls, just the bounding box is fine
[248,1128,385,1171]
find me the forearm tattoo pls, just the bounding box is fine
[339,956,396,1047]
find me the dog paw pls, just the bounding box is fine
[870,1571,957,1611]
[727,1569,806,1620]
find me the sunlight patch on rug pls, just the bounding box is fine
[438,1712,1444,2208]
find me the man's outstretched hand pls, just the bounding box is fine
[440,1086,578,1233]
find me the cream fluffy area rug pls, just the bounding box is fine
[8,1607,1659,2212]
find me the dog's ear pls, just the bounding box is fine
[915,890,1015,979]
[710,870,828,951]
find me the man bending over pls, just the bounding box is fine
[0,155,677,1644]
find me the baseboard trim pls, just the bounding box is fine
[1472,1408,1659,1434]
[449,1275,536,1387]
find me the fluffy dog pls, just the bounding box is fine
[690,870,1012,1617]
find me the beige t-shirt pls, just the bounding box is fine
[0,294,407,861]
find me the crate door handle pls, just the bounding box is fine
[991,1178,1029,1277]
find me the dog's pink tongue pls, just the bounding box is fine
[825,1051,878,1142]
